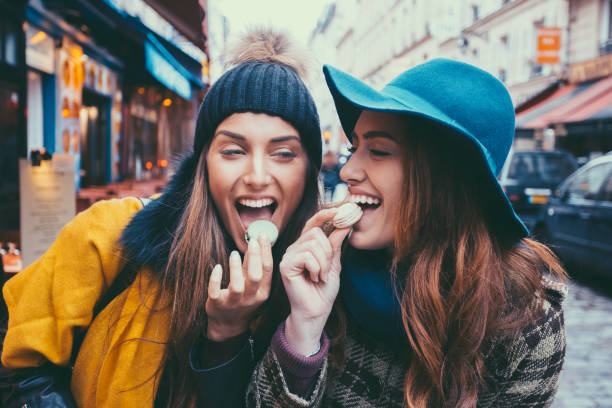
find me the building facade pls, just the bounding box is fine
[309,0,612,158]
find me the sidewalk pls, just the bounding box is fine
[77,178,167,212]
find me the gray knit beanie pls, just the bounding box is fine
[193,31,321,169]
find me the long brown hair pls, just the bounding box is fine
[391,119,565,407]
[150,145,319,406]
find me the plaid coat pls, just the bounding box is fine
[246,278,567,407]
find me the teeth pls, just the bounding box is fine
[349,195,380,205]
[239,198,275,208]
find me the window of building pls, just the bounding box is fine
[531,64,543,77]
[601,0,612,55]
[499,69,507,83]
[608,0,612,39]
[472,5,480,22]
[500,34,509,49]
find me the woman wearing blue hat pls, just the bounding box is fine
[247,59,568,407]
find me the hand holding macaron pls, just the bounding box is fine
[279,203,362,356]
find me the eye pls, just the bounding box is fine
[369,149,391,157]
[220,148,246,156]
[273,149,297,159]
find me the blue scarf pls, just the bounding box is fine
[340,245,406,339]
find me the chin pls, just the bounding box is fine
[348,231,389,250]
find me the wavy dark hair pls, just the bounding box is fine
[327,118,566,407]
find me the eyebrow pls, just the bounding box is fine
[214,130,301,143]
[351,130,398,142]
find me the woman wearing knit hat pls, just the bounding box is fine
[248,59,568,407]
[1,29,322,407]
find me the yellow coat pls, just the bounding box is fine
[2,197,171,407]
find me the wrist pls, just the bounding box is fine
[284,313,326,356]
[206,319,248,342]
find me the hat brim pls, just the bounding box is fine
[323,65,529,238]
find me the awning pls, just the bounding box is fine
[143,0,206,52]
[39,0,205,98]
[145,32,201,100]
[516,75,612,129]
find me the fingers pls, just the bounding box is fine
[329,227,351,253]
[244,238,263,297]
[301,208,338,234]
[207,264,223,300]
[258,234,274,294]
[302,251,322,283]
[228,251,244,301]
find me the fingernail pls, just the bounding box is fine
[249,237,261,249]
[230,250,241,261]
[212,264,222,276]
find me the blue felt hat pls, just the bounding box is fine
[323,58,529,238]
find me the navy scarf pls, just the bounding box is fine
[340,245,406,339]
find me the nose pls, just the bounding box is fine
[340,150,366,185]
[243,153,272,188]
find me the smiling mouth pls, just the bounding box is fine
[349,194,382,215]
[236,198,278,229]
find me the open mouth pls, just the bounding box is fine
[349,194,382,212]
[236,198,278,230]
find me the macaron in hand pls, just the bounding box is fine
[332,202,363,229]
[245,220,279,246]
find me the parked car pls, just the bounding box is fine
[533,153,612,277]
[499,149,578,230]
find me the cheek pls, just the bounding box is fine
[381,163,405,223]
[278,162,308,210]
[206,156,233,208]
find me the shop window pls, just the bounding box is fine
[0,82,20,233]
[1,20,18,66]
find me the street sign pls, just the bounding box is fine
[19,155,76,268]
[537,27,561,64]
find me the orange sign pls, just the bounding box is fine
[537,27,561,64]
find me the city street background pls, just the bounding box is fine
[553,272,612,408]
[1,0,611,406]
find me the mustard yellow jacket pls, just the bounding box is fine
[2,197,171,407]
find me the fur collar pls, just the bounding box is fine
[119,153,198,273]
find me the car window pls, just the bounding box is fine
[564,162,612,202]
[507,153,576,183]
[602,172,612,203]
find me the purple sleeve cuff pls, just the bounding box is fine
[271,321,329,397]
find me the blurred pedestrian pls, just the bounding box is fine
[1,28,322,408]
[247,59,568,407]
[321,150,341,201]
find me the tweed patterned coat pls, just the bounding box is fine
[246,278,567,408]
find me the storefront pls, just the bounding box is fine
[0,0,26,274]
[121,37,203,181]
[515,58,612,160]
[1,0,207,274]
